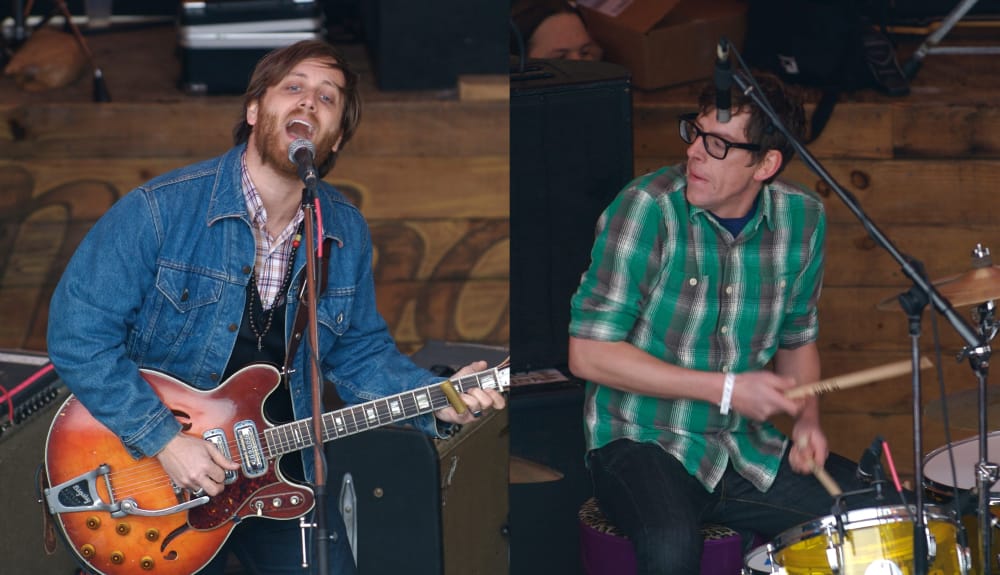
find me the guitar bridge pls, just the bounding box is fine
[45,463,118,515]
[45,463,210,518]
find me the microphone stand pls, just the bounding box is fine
[729,51,988,575]
[300,175,329,575]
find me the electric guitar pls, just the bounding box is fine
[44,361,509,575]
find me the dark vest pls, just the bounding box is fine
[224,281,294,425]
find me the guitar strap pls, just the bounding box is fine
[282,237,346,408]
[38,467,59,555]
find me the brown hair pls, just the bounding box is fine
[233,40,362,176]
[510,0,580,55]
[698,72,805,182]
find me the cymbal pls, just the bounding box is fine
[924,386,1000,431]
[877,265,1000,311]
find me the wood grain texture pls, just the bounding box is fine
[0,35,510,354]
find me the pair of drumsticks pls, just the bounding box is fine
[782,357,934,496]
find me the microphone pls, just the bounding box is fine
[856,436,883,480]
[714,37,732,124]
[288,138,318,189]
[856,436,885,500]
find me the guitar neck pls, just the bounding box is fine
[263,366,507,458]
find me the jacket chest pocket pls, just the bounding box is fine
[152,266,225,343]
[317,290,355,337]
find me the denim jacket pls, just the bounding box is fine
[47,144,442,481]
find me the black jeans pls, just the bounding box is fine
[588,438,888,574]
[196,502,358,575]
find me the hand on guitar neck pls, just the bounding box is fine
[156,434,242,497]
[432,360,507,425]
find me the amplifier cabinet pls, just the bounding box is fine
[0,404,82,575]
[326,408,509,575]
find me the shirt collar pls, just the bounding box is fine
[687,183,776,237]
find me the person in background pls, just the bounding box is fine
[511,0,603,61]
[568,73,884,573]
[47,39,505,574]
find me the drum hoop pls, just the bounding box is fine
[769,505,953,553]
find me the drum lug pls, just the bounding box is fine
[926,526,938,563]
[824,525,844,573]
[956,542,972,575]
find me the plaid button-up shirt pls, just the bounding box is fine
[241,152,305,310]
[570,163,826,492]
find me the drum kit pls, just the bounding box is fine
[744,245,1000,575]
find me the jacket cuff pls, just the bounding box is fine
[129,408,183,459]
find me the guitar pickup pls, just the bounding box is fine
[202,428,238,485]
[234,420,267,478]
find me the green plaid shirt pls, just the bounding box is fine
[570,164,826,492]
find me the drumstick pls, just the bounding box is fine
[784,357,933,400]
[796,434,843,497]
[811,462,842,497]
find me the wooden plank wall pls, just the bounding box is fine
[0,28,509,357]
[631,53,1000,479]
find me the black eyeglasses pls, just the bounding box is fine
[678,113,761,160]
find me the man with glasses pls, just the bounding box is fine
[568,74,879,572]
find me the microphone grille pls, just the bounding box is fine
[288,138,315,164]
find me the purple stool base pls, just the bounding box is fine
[578,497,745,575]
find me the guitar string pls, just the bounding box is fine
[101,393,462,499]
[93,371,504,500]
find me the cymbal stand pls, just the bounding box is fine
[963,295,996,573]
[898,280,933,574]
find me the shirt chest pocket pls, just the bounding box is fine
[747,272,793,312]
[153,266,225,342]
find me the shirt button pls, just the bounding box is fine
[725,285,733,295]
[722,365,730,373]
[688,278,698,286]
[721,326,729,334]
[779,279,787,289]
[228,323,238,332]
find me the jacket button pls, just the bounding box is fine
[294,332,302,340]
[336,313,343,324]
[180,289,189,302]
[242,265,252,274]
[228,323,238,332]
[210,373,219,382]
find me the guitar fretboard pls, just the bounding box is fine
[263,367,505,458]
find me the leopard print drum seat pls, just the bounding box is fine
[578,497,746,575]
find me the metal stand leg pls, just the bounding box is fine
[903,0,1000,79]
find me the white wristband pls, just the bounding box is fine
[719,372,735,415]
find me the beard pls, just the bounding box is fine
[252,106,340,179]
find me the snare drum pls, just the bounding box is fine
[924,432,1000,498]
[765,505,966,575]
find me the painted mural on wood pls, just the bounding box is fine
[0,172,509,352]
